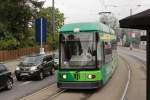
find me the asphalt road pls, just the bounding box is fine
[18,56,129,100]
[50,57,128,100]
[0,47,146,100]
[0,52,56,100]
[120,55,146,100]
[0,74,56,100]
[117,47,146,62]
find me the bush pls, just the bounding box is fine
[47,33,59,50]
[0,38,18,50]
[124,41,130,47]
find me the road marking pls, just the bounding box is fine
[20,82,56,100]
[19,81,31,86]
[120,56,131,100]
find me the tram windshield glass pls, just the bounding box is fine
[60,33,97,69]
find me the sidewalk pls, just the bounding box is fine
[133,48,146,53]
[4,58,21,73]
[3,51,54,73]
[118,46,146,63]
[118,46,146,53]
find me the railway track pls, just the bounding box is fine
[46,89,66,100]
[47,56,132,100]
[19,82,58,100]
[19,55,137,100]
[119,56,131,100]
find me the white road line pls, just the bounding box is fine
[20,83,56,100]
[19,81,31,86]
[120,56,131,100]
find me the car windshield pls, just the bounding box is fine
[22,55,44,65]
[60,32,96,69]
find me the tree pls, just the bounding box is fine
[38,7,64,49]
[0,0,43,49]
[0,1,64,50]
[99,14,120,41]
[38,7,64,33]
[100,14,119,30]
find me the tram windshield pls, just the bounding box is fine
[60,33,97,69]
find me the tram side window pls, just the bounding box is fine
[104,42,112,63]
[97,42,102,66]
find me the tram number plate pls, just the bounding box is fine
[74,73,80,80]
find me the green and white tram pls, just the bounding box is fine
[57,22,118,89]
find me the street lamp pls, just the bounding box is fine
[52,0,55,35]
[52,0,55,62]
[129,5,142,50]
[98,11,111,24]
[98,11,111,15]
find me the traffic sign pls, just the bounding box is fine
[35,18,47,43]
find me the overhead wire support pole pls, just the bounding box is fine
[40,18,43,49]
[99,11,111,15]
[98,11,111,24]
[129,8,133,50]
[52,0,55,49]
[40,18,45,54]
[52,0,55,62]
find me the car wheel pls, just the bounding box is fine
[6,78,13,90]
[50,67,55,75]
[38,72,44,80]
[16,76,22,81]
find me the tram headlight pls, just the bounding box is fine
[88,74,92,79]
[62,74,67,79]
[16,66,20,71]
[88,74,96,79]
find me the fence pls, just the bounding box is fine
[0,45,52,62]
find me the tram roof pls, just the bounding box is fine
[59,22,114,34]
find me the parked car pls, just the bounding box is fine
[53,53,59,69]
[0,64,13,90]
[15,54,55,81]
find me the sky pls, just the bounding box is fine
[40,0,150,24]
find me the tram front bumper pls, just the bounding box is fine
[57,81,102,89]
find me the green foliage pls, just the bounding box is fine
[0,0,43,50]
[0,1,64,50]
[0,32,18,50]
[38,7,64,32]
[124,40,130,47]
[123,32,140,47]
[38,7,64,49]
[0,39,17,50]
[47,33,59,50]
[131,37,140,45]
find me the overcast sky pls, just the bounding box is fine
[41,0,150,24]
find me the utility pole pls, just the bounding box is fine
[52,0,55,46]
[52,0,55,60]
[129,8,133,50]
[98,11,111,24]
[130,8,132,16]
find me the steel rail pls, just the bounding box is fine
[120,56,131,100]
[47,89,66,100]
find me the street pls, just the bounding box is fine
[0,74,56,100]
[0,1,149,100]
[0,47,146,100]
